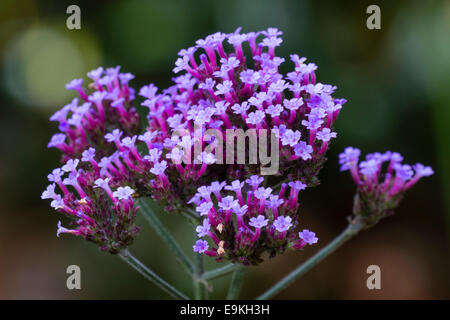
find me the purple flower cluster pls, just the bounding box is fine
[135,27,345,203]
[191,175,317,265]
[339,147,433,225]
[43,66,146,252]
[41,159,139,253]
[48,67,140,162]
[43,28,343,253]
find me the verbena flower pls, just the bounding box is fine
[104,27,343,211]
[41,158,140,253]
[44,27,346,251]
[339,147,433,227]
[190,175,317,265]
[48,66,141,162]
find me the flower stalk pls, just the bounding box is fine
[226,266,245,300]
[119,249,189,300]
[256,219,364,300]
[201,263,242,281]
[138,198,195,274]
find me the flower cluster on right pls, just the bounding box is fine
[339,147,433,226]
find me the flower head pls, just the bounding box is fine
[340,148,433,226]
[191,176,314,265]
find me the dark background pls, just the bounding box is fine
[0,0,449,299]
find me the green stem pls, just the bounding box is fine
[202,263,242,281]
[185,208,201,223]
[138,198,195,274]
[194,253,208,300]
[181,208,200,224]
[256,220,364,300]
[226,266,245,300]
[119,250,189,300]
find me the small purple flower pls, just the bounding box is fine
[265,104,284,118]
[87,67,104,80]
[56,221,73,237]
[173,56,190,74]
[316,128,337,142]
[261,36,283,48]
[268,79,288,94]
[139,84,158,98]
[414,163,434,177]
[196,202,214,216]
[105,129,123,142]
[296,63,317,75]
[63,171,79,186]
[232,204,248,216]
[199,78,216,90]
[196,152,217,165]
[113,186,135,200]
[62,159,79,172]
[111,98,125,108]
[193,239,209,253]
[225,180,245,192]
[215,80,233,95]
[138,131,158,144]
[166,147,184,163]
[294,141,314,160]
[339,147,361,171]
[48,168,64,182]
[218,196,239,211]
[94,178,110,189]
[121,136,137,149]
[119,73,135,84]
[50,194,65,209]
[41,184,57,200]
[196,219,211,238]
[290,54,307,66]
[301,115,323,130]
[281,129,301,147]
[81,147,96,162]
[246,110,266,125]
[98,157,111,169]
[145,148,162,163]
[266,195,284,208]
[214,101,230,114]
[197,186,212,200]
[262,27,283,37]
[394,163,414,181]
[245,175,264,189]
[47,133,66,148]
[150,161,168,175]
[254,187,272,200]
[359,159,380,178]
[249,215,269,229]
[289,181,307,191]
[65,78,83,91]
[220,57,240,70]
[210,181,227,193]
[231,102,250,114]
[240,70,259,84]
[309,107,327,119]
[283,98,303,111]
[273,216,293,232]
[299,229,318,245]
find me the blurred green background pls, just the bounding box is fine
[0,0,449,299]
